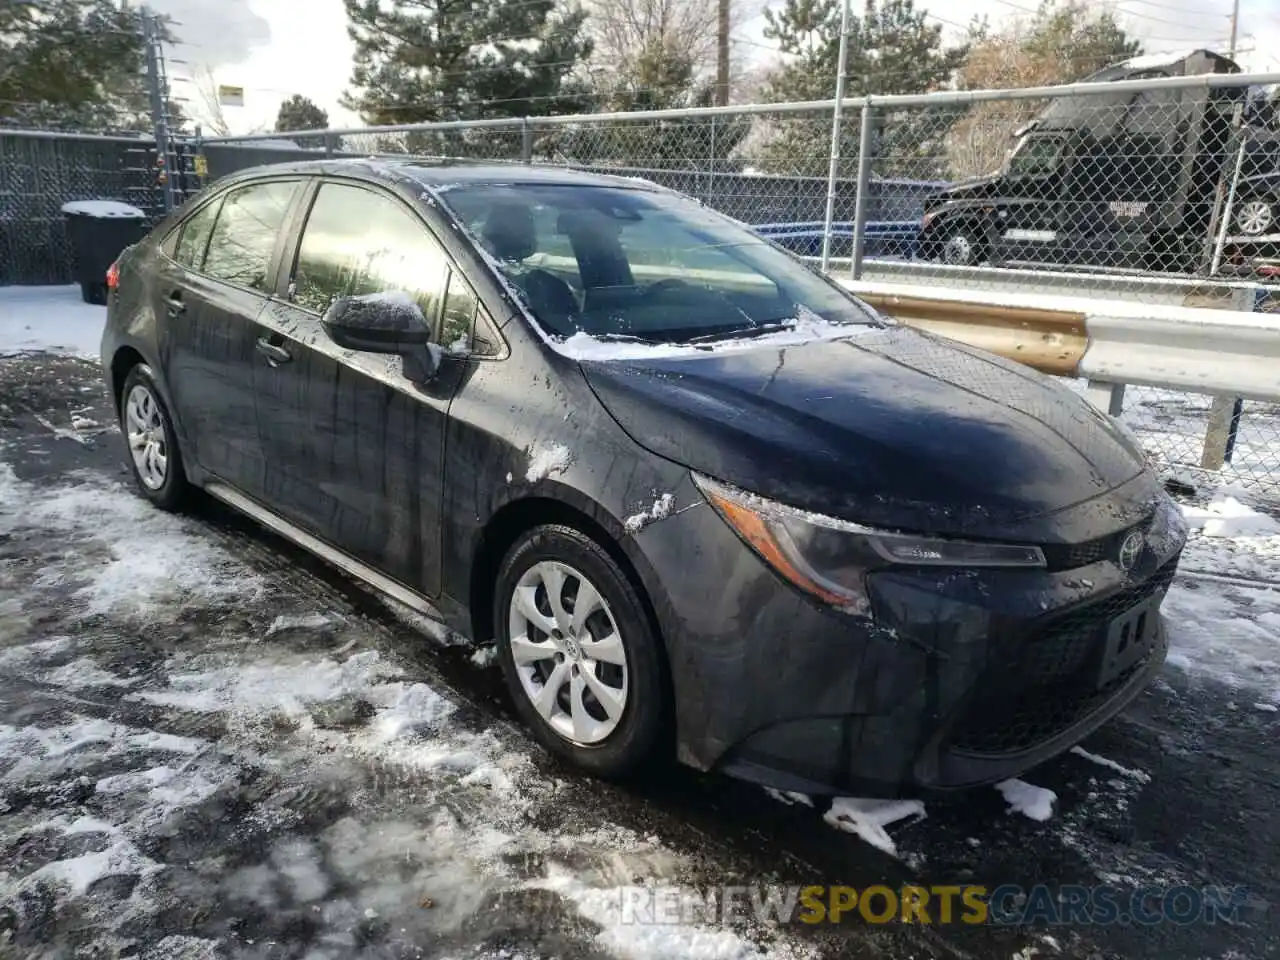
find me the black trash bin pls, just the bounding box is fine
[61,200,148,305]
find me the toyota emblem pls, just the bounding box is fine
[1118,532,1143,572]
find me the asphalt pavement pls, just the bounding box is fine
[0,354,1275,960]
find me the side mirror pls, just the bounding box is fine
[321,292,441,381]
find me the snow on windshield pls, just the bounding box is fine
[435,182,884,353]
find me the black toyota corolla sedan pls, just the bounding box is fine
[101,159,1187,796]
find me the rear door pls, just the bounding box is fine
[162,178,303,497]
[252,179,468,597]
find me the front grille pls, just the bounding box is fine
[1040,513,1154,572]
[951,667,1143,755]
[950,559,1177,756]
[1021,562,1176,684]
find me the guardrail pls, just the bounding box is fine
[842,278,1280,485]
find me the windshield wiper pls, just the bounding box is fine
[682,321,794,345]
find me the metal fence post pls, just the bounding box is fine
[819,0,852,272]
[521,118,533,163]
[708,114,717,206]
[849,100,875,281]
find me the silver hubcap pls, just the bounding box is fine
[125,384,168,490]
[944,233,975,265]
[508,560,628,745]
[1237,200,1273,236]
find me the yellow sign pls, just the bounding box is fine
[217,85,245,107]
[193,155,208,178]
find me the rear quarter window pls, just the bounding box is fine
[201,180,299,292]
[173,197,222,269]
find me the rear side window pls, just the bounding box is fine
[291,183,449,329]
[174,197,221,269]
[202,180,298,292]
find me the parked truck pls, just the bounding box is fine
[919,50,1280,280]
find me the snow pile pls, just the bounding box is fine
[0,284,106,358]
[61,199,145,219]
[1182,491,1280,539]
[822,797,926,856]
[536,866,787,960]
[0,717,205,781]
[266,612,332,635]
[624,492,676,534]
[12,817,160,899]
[1069,746,1151,784]
[525,442,572,481]
[41,656,139,689]
[132,649,403,716]
[995,779,1056,821]
[1162,488,1280,703]
[0,466,263,617]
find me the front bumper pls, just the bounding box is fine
[642,473,1183,797]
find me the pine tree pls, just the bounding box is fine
[753,0,965,179]
[342,0,593,139]
[275,95,330,133]
[0,1,159,131]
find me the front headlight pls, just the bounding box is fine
[693,474,1046,615]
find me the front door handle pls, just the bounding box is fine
[255,337,292,366]
[165,292,185,317]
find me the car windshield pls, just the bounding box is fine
[438,183,882,344]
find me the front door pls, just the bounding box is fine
[252,180,468,597]
[991,135,1068,266]
[162,178,302,498]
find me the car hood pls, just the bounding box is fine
[930,174,1000,204]
[578,327,1147,540]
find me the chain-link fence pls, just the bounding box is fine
[201,62,1280,289]
[0,130,202,286]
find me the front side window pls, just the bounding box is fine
[291,183,449,329]
[202,180,298,291]
[440,184,881,344]
[1006,138,1064,179]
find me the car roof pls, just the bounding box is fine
[218,157,667,194]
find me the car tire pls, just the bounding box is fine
[1234,197,1275,237]
[939,225,982,266]
[119,364,188,511]
[494,523,668,778]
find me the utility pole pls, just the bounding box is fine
[715,0,730,107]
[1228,0,1240,59]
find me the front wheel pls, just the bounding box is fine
[941,227,983,266]
[494,524,668,778]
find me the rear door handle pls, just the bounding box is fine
[255,337,292,366]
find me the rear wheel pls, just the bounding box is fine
[494,524,667,778]
[1235,197,1275,237]
[120,364,188,511]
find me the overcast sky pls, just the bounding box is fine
[155,0,1280,135]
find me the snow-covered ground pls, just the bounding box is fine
[2,283,1279,958]
[0,285,105,360]
[0,464,817,959]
